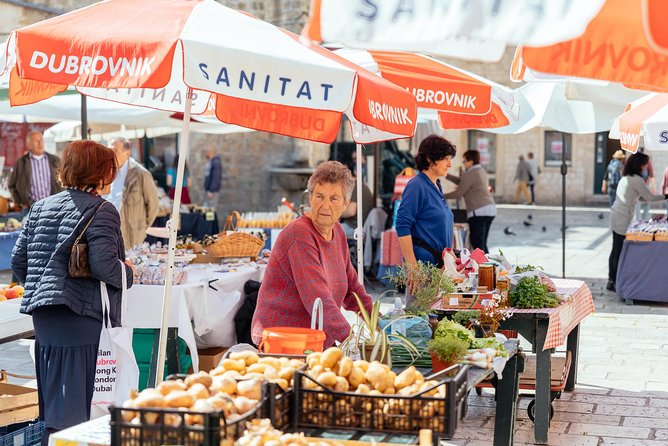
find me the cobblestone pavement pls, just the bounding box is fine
[2,205,668,445]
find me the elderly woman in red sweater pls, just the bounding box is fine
[251,161,373,347]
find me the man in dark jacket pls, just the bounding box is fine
[204,147,222,209]
[8,131,63,209]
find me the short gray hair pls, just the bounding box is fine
[110,137,131,151]
[307,161,355,201]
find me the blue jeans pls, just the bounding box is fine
[608,189,617,207]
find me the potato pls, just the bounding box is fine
[334,376,350,392]
[221,370,242,380]
[320,347,344,369]
[289,359,305,368]
[222,359,245,372]
[185,371,213,389]
[165,390,196,408]
[278,367,295,382]
[309,365,324,378]
[163,413,182,427]
[187,383,210,400]
[257,356,282,370]
[185,399,214,426]
[394,366,416,390]
[157,379,186,396]
[229,351,259,365]
[210,376,237,395]
[335,356,353,377]
[270,378,289,391]
[263,366,279,380]
[420,380,440,397]
[121,399,137,422]
[236,379,262,400]
[279,357,290,368]
[133,390,166,408]
[317,371,338,388]
[353,360,370,372]
[210,366,226,376]
[233,396,258,414]
[384,387,396,395]
[246,363,269,374]
[347,366,365,389]
[355,383,370,394]
[242,372,266,380]
[365,362,388,392]
[384,371,397,393]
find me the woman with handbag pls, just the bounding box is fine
[11,140,135,446]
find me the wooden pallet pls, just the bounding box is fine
[519,352,571,392]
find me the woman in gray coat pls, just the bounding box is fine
[607,152,667,292]
[12,141,135,445]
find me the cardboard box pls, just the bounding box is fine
[190,254,223,264]
[441,292,493,310]
[0,382,39,425]
[197,347,229,372]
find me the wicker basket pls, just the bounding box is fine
[625,232,654,241]
[206,211,265,259]
[654,232,668,242]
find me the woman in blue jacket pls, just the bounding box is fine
[396,135,456,270]
[12,140,135,445]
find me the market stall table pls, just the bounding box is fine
[615,240,668,305]
[0,230,20,270]
[124,263,265,377]
[0,299,33,344]
[435,278,594,445]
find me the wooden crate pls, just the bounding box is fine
[0,383,39,426]
[441,292,492,310]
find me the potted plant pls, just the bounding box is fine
[340,293,419,366]
[428,336,470,372]
[386,261,456,313]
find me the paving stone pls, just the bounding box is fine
[512,430,600,446]
[600,438,668,446]
[569,394,647,407]
[553,411,621,425]
[654,429,668,441]
[567,423,651,439]
[552,400,595,413]
[623,417,668,429]
[649,398,668,408]
[596,405,668,418]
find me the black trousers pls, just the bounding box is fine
[608,231,626,282]
[529,184,535,204]
[468,216,495,253]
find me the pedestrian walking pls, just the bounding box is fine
[602,150,625,207]
[527,152,540,204]
[203,148,222,209]
[513,155,532,204]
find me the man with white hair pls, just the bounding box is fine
[104,137,159,248]
[8,130,62,210]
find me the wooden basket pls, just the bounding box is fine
[654,232,668,242]
[625,232,654,241]
[206,211,265,259]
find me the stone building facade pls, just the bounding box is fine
[3,0,667,213]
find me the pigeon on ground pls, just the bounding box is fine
[504,226,516,236]
[527,214,533,220]
[541,226,547,232]
[598,213,605,219]
[523,220,533,227]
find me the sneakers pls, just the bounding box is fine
[606,280,616,292]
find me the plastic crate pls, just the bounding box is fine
[293,364,469,440]
[0,421,45,446]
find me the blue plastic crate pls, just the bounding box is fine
[0,421,45,446]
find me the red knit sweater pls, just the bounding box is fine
[251,216,373,347]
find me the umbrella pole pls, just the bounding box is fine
[356,143,364,284]
[153,88,193,386]
[80,94,88,139]
[561,132,567,278]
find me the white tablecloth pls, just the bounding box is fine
[0,299,33,344]
[124,263,265,372]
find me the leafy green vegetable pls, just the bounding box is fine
[428,336,470,364]
[509,277,560,309]
[434,319,474,343]
[452,310,480,326]
[384,261,455,313]
[514,264,544,274]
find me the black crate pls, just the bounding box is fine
[293,364,468,440]
[109,397,263,446]
[0,421,45,446]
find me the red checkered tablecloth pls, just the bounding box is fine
[509,278,595,351]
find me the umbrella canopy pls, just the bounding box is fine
[609,93,668,152]
[2,0,419,388]
[303,0,605,62]
[512,0,668,92]
[1,0,417,144]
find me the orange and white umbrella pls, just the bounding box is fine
[0,0,418,388]
[334,49,518,131]
[610,93,668,153]
[304,0,605,62]
[512,0,668,92]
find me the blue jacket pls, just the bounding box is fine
[204,156,222,193]
[395,172,454,264]
[12,189,133,326]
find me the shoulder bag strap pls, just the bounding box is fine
[73,201,107,246]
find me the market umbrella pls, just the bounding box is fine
[1,0,417,385]
[303,0,606,62]
[609,93,668,153]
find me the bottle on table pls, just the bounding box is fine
[390,297,407,337]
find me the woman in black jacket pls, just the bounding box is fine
[12,140,135,445]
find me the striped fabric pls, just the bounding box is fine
[29,154,51,203]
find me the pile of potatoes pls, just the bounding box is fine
[301,347,447,432]
[119,351,305,433]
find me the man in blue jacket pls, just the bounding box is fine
[204,148,222,209]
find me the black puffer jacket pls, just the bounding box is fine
[12,189,133,326]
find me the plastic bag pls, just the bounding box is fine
[380,315,432,348]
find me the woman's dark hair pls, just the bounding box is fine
[463,150,480,165]
[415,135,457,171]
[623,152,649,177]
[59,140,117,189]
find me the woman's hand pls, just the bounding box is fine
[405,261,419,295]
[124,259,137,277]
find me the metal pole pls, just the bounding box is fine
[355,143,364,284]
[154,88,194,385]
[80,94,88,139]
[561,133,567,278]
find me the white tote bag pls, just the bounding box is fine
[90,261,139,419]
